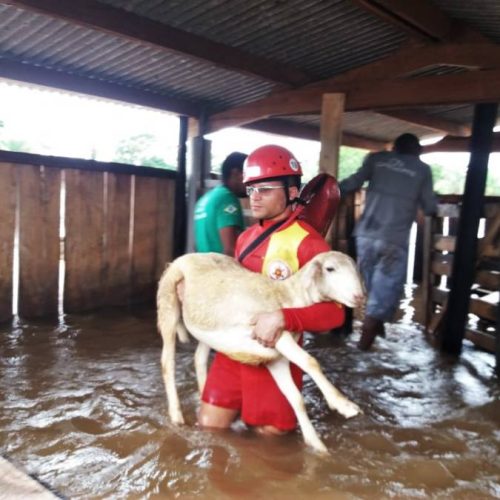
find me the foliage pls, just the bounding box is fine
[112,133,175,169]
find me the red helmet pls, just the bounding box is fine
[243,145,303,184]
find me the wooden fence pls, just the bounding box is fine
[423,195,500,352]
[0,151,176,322]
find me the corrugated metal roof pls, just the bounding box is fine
[0,0,498,143]
[0,3,276,112]
[101,0,406,79]
[435,0,500,42]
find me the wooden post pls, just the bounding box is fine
[496,298,499,377]
[185,124,211,253]
[441,102,498,355]
[174,115,188,258]
[319,93,345,177]
[319,93,350,335]
[319,93,345,249]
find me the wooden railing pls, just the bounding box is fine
[0,151,176,322]
[423,195,500,352]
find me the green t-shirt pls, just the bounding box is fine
[194,185,245,253]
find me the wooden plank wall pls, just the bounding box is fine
[18,166,61,318]
[0,164,16,322]
[0,159,176,321]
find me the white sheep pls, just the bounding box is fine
[157,250,365,454]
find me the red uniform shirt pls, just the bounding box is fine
[201,216,345,430]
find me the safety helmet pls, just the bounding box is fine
[243,145,303,184]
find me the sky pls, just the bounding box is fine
[1,79,499,177]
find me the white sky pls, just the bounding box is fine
[1,79,499,174]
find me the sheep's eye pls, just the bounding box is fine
[325,266,335,272]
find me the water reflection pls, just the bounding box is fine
[0,296,499,499]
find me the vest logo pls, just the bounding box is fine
[224,204,238,214]
[267,260,292,280]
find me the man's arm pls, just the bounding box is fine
[338,153,374,195]
[251,302,345,347]
[219,226,240,256]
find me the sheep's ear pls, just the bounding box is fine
[302,259,322,288]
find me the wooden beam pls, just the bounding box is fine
[319,94,345,177]
[5,0,310,86]
[242,119,387,151]
[0,58,200,117]
[208,68,500,132]
[208,43,500,132]
[423,133,500,153]
[310,43,500,88]
[348,70,500,110]
[379,109,471,137]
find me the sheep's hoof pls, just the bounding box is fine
[169,410,185,425]
[307,439,329,455]
[337,400,362,419]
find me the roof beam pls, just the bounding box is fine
[4,0,310,86]
[423,133,500,153]
[351,0,480,42]
[208,69,500,133]
[243,119,388,151]
[378,109,471,137]
[0,59,200,116]
[207,43,500,132]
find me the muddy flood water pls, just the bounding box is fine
[1,286,499,499]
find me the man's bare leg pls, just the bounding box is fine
[198,401,239,429]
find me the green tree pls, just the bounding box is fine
[113,133,174,169]
[0,138,32,153]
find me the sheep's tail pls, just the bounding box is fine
[157,262,186,344]
[157,260,186,425]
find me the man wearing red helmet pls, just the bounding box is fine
[199,145,346,435]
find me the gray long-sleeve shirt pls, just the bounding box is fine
[339,151,438,247]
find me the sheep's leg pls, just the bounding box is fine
[267,358,328,454]
[275,332,361,419]
[161,340,185,425]
[194,342,211,394]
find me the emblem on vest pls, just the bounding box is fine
[267,260,292,280]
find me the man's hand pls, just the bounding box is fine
[250,311,285,348]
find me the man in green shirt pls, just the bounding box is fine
[194,152,247,255]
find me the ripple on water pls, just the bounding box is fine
[0,303,499,498]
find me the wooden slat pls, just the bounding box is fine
[18,166,60,318]
[431,287,448,305]
[476,270,500,290]
[103,173,131,306]
[64,170,104,312]
[470,296,498,322]
[484,203,500,219]
[0,164,16,322]
[437,204,460,218]
[433,235,455,252]
[465,329,496,352]
[155,178,175,280]
[431,255,453,277]
[131,176,159,302]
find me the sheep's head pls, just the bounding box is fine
[303,251,365,308]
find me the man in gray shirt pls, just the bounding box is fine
[339,134,437,350]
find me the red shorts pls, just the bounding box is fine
[201,352,303,431]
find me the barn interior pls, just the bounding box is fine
[0,1,499,497]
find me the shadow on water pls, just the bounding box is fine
[0,288,499,499]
